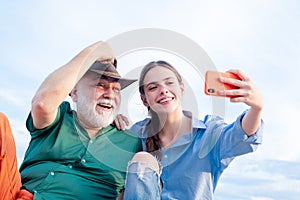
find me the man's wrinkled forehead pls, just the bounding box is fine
[95,75,121,87]
[88,73,121,86]
[97,75,120,84]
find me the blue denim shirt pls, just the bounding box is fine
[130,111,263,200]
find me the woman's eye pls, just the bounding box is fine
[148,86,157,91]
[167,81,174,85]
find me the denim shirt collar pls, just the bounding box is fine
[168,110,206,148]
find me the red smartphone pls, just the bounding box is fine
[204,70,241,97]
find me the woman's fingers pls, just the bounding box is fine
[113,114,129,130]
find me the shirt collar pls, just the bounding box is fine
[182,110,206,129]
[167,110,206,148]
[73,111,114,138]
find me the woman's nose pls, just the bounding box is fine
[160,86,169,94]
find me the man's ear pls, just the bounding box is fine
[70,87,78,102]
[140,95,149,107]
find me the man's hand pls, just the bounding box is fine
[85,41,114,64]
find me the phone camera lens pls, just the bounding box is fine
[207,88,215,93]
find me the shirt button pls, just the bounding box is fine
[68,164,73,169]
[90,140,93,143]
[82,159,86,163]
[164,155,168,158]
[50,171,55,176]
[33,190,37,193]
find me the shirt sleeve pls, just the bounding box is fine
[203,111,264,169]
[130,118,151,151]
[219,111,263,158]
[26,102,71,138]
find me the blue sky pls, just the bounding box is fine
[1,0,299,199]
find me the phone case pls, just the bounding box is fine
[204,70,241,97]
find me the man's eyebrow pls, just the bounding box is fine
[96,76,120,84]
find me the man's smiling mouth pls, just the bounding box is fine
[97,100,115,110]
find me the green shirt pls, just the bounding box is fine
[19,102,142,200]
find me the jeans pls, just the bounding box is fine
[123,162,162,200]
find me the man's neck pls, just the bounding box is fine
[86,128,102,139]
[74,112,103,139]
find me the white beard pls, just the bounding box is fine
[75,96,117,128]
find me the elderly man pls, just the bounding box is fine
[0,41,141,200]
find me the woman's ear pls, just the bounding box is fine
[140,95,149,107]
[180,82,185,95]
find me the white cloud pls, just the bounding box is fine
[215,158,300,199]
[260,91,300,162]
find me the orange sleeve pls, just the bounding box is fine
[0,112,22,200]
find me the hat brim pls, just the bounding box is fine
[118,78,137,90]
[89,69,137,90]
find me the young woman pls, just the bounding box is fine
[120,60,264,199]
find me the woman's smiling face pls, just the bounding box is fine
[141,66,184,114]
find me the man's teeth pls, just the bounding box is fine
[98,103,112,108]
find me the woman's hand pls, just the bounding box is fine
[112,114,129,130]
[218,69,263,111]
[218,69,263,136]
